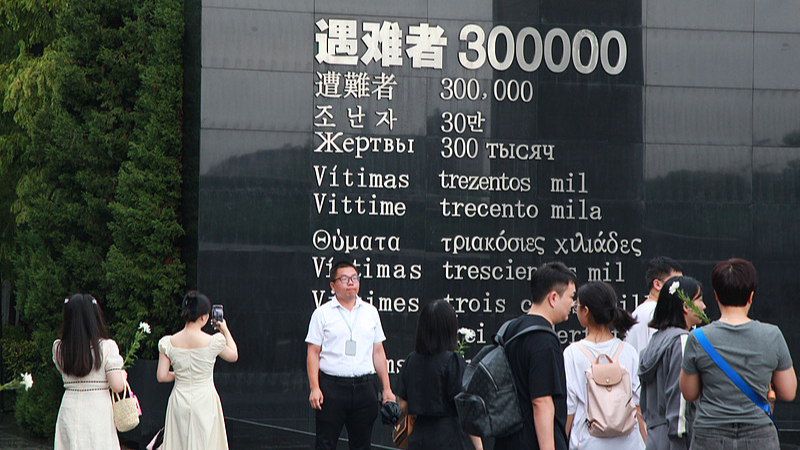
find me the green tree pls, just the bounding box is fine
[1,0,185,437]
[0,0,70,435]
[104,0,185,354]
[0,0,65,302]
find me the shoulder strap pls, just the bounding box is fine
[496,320,557,347]
[694,328,776,427]
[611,340,625,361]
[576,340,625,364]
[495,320,558,424]
[576,341,595,362]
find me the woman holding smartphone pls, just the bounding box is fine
[157,291,238,450]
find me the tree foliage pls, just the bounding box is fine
[105,0,185,352]
[0,0,185,437]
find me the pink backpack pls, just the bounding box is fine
[576,342,637,437]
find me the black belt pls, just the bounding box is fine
[320,371,375,384]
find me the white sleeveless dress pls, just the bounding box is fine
[158,333,229,450]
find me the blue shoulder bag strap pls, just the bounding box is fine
[694,328,777,428]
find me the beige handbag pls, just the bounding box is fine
[112,381,141,432]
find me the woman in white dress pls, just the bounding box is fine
[157,290,238,450]
[53,293,128,450]
[564,281,646,450]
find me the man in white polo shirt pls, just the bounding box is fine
[306,260,396,450]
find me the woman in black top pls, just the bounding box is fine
[396,299,483,450]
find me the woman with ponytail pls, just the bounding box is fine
[563,281,645,450]
[157,291,238,450]
[54,293,127,450]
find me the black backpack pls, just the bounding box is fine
[454,320,557,437]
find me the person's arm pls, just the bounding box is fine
[216,319,238,362]
[307,343,324,410]
[636,406,647,443]
[373,342,395,404]
[397,397,408,413]
[563,346,577,439]
[772,366,797,401]
[532,395,556,450]
[156,352,175,383]
[626,343,647,443]
[469,434,484,450]
[679,370,701,402]
[108,369,128,393]
[103,340,128,392]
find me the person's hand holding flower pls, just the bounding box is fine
[122,322,152,368]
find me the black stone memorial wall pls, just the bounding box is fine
[194,0,800,447]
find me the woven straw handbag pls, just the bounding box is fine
[112,381,141,432]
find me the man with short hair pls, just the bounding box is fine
[495,262,578,450]
[306,260,396,450]
[626,256,683,355]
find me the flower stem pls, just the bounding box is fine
[677,289,710,324]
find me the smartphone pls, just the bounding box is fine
[211,304,224,328]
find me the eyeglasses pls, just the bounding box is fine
[335,275,361,284]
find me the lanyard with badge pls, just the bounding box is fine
[337,306,360,356]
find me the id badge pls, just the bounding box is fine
[345,339,357,356]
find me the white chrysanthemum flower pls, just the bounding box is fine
[21,373,33,391]
[459,327,476,340]
[138,322,151,334]
[669,281,680,295]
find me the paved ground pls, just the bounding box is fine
[0,412,137,449]
[0,413,50,450]
[0,413,333,449]
[3,413,799,450]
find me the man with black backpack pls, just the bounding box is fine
[495,262,577,450]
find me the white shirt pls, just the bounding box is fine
[305,296,386,377]
[564,338,644,450]
[626,300,657,356]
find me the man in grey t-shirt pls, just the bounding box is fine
[680,258,796,449]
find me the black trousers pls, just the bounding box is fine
[315,372,380,450]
